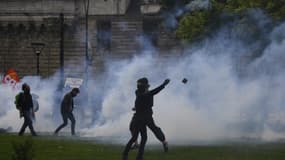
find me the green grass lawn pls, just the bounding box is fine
[1,133,285,160]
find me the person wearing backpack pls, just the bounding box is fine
[16,92,40,120]
[18,83,37,136]
[15,92,24,118]
[54,88,80,136]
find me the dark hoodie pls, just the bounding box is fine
[19,92,33,111]
[134,83,166,117]
[61,92,74,113]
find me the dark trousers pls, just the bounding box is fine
[123,116,165,160]
[123,118,147,160]
[54,112,76,135]
[129,116,165,140]
[19,111,37,136]
[145,116,165,142]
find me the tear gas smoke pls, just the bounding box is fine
[161,0,211,30]
[186,0,211,11]
[1,11,285,145]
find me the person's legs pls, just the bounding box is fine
[26,112,37,136]
[122,129,140,160]
[146,117,168,152]
[129,118,139,149]
[123,117,144,160]
[54,113,68,134]
[18,112,29,136]
[68,113,76,135]
[136,125,147,160]
[146,117,165,141]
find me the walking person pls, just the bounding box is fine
[54,88,80,136]
[18,83,37,136]
[123,78,170,160]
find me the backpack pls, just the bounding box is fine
[14,92,23,110]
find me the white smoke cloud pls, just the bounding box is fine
[161,0,211,30]
[1,11,285,145]
[82,19,285,144]
[186,0,211,11]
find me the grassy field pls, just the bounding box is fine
[1,133,285,160]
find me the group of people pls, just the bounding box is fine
[17,83,80,137]
[17,77,171,160]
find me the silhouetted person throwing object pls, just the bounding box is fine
[123,78,170,160]
[54,88,80,136]
[18,83,37,136]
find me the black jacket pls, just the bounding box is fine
[134,83,165,117]
[61,92,74,113]
[19,92,33,111]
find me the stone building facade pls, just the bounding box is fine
[0,0,180,78]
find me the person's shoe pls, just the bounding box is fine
[18,132,23,136]
[72,133,79,137]
[32,132,38,136]
[163,141,168,153]
[32,133,37,137]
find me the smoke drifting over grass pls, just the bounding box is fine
[1,11,285,145]
[83,17,285,144]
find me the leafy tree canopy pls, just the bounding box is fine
[176,0,285,42]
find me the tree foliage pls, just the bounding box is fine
[176,0,285,42]
[225,0,285,20]
[176,11,210,42]
[176,0,224,42]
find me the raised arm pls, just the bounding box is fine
[149,79,170,95]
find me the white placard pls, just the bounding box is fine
[64,77,83,88]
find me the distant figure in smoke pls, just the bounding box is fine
[18,83,38,136]
[54,88,80,136]
[123,78,170,160]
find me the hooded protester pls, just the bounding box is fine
[54,88,80,136]
[18,83,37,136]
[123,77,170,160]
